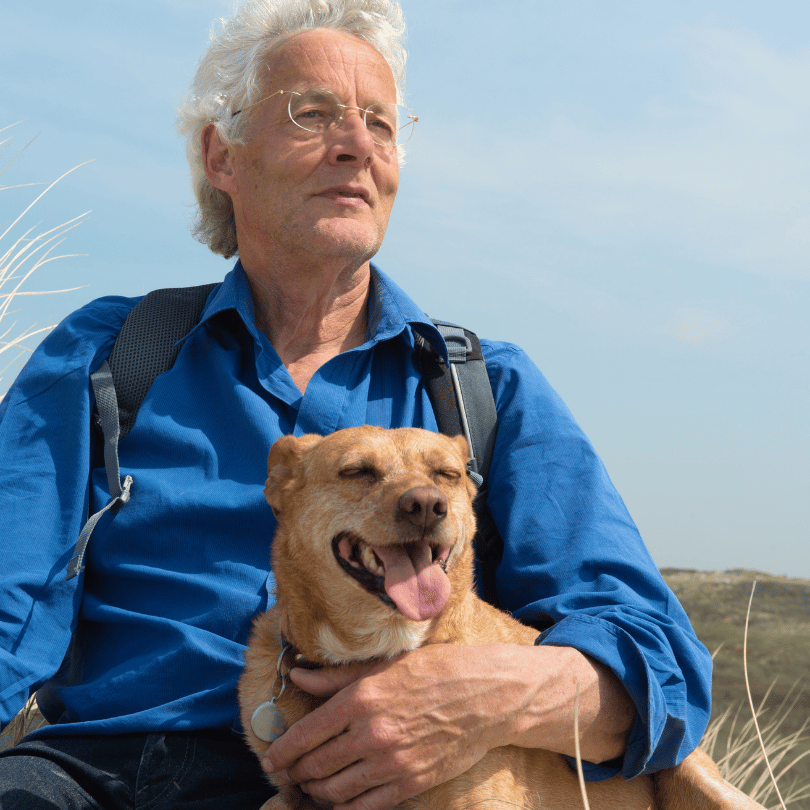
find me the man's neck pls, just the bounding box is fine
[241,256,372,394]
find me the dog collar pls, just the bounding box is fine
[279,631,323,671]
[249,632,325,743]
[249,638,290,743]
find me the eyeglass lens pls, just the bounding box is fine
[287,90,415,149]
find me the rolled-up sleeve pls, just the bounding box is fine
[0,297,132,727]
[482,341,712,779]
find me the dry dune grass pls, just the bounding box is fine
[0,122,88,399]
[703,679,809,808]
[0,695,46,750]
[698,582,809,809]
[665,570,810,810]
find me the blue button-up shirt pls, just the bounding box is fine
[0,262,711,779]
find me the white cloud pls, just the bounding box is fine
[666,307,734,346]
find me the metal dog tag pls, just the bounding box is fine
[251,700,286,743]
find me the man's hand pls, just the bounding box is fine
[262,644,513,810]
[261,643,634,810]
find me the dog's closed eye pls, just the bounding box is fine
[433,468,461,482]
[339,465,378,479]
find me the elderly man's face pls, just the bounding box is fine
[222,28,400,268]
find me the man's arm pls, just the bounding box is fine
[480,341,713,778]
[0,298,129,726]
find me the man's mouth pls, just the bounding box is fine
[332,532,452,621]
[317,186,370,205]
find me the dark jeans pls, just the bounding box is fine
[0,729,276,809]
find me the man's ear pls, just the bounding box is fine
[202,122,237,194]
[264,434,322,516]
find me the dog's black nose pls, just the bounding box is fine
[398,487,448,530]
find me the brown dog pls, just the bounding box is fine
[239,426,765,810]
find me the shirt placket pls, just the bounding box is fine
[294,348,373,436]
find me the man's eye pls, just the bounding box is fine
[294,106,332,124]
[367,114,394,135]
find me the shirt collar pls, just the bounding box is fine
[366,266,449,362]
[187,260,450,364]
[194,260,258,336]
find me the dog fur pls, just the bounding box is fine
[239,426,764,810]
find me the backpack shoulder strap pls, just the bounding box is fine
[109,283,219,441]
[66,283,218,580]
[428,320,498,483]
[416,320,503,606]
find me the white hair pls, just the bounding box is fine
[177,0,407,258]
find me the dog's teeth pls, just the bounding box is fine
[360,543,384,576]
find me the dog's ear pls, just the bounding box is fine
[450,435,480,497]
[451,434,470,465]
[265,434,322,516]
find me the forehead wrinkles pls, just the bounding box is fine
[265,30,396,106]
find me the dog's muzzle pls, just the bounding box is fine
[332,531,452,621]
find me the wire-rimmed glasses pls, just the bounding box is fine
[232,88,417,152]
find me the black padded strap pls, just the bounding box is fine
[417,320,503,607]
[421,321,498,482]
[109,283,218,440]
[417,335,462,436]
[68,283,218,580]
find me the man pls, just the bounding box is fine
[0,2,712,809]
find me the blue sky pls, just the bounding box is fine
[2,1,808,577]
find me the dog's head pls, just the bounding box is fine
[264,426,479,662]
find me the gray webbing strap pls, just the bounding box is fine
[66,361,133,580]
[433,322,498,484]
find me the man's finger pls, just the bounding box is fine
[296,752,387,806]
[288,661,378,697]
[331,772,431,810]
[282,725,367,786]
[263,701,349,773]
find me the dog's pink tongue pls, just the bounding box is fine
[370,543,450,621]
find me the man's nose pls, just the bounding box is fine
[328,110,376,164]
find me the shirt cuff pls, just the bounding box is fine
[534,612,673,780]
